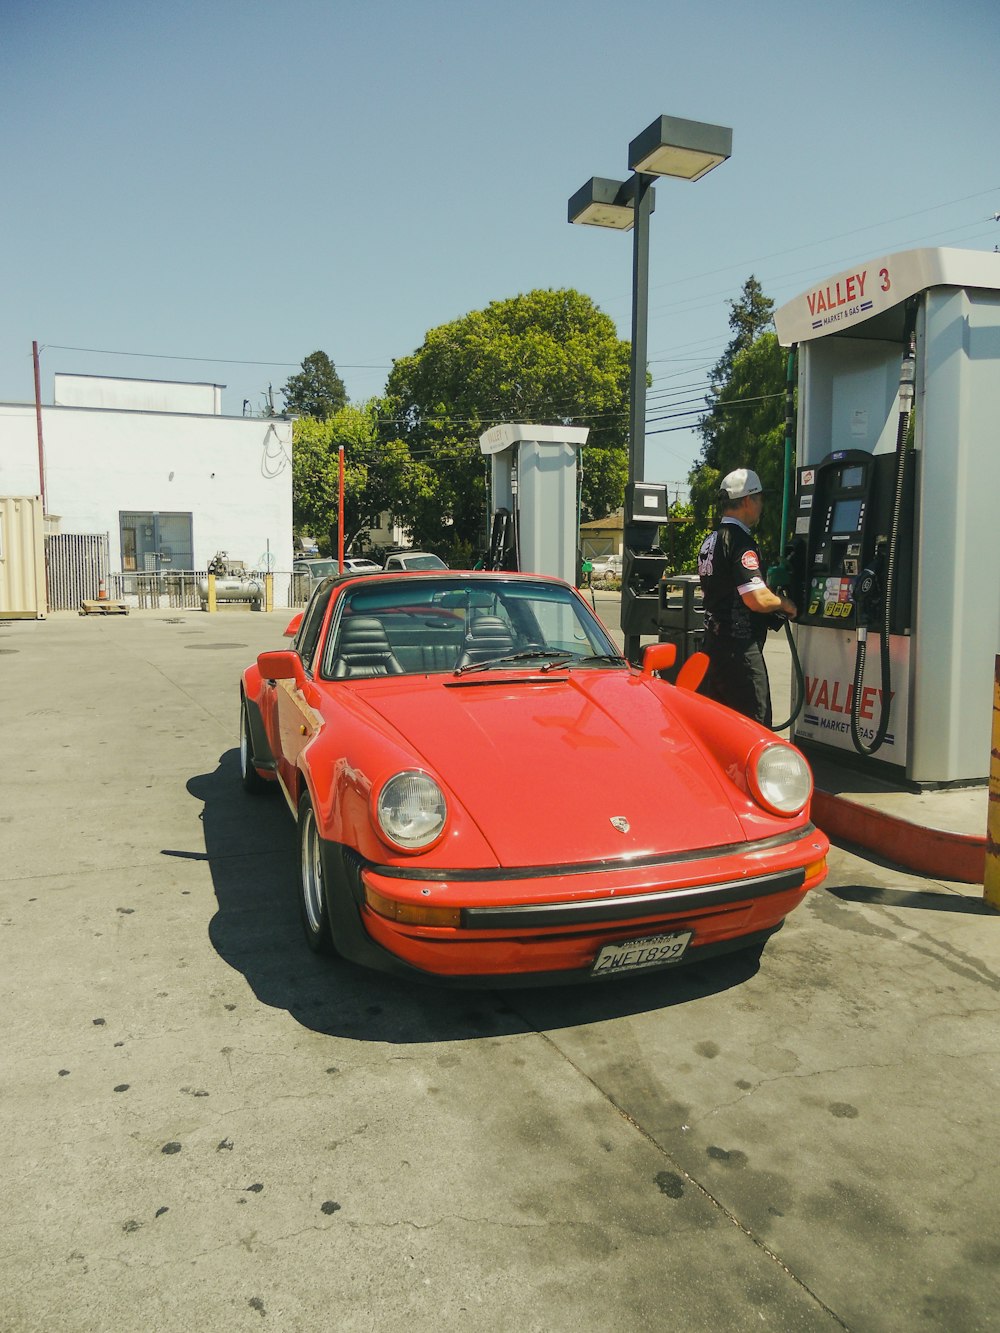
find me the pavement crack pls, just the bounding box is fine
[508,1011,851,1331]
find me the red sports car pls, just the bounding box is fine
[239,571,828,985]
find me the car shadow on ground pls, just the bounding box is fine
[827,882,997,915]
[185,749,765,1044]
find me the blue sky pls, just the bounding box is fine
[2,0,996,495]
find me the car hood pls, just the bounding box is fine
[352,672,747,867]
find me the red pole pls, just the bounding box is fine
[338,445,345,570]
[32,340,46,513]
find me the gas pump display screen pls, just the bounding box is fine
[831,497,863,533]
[839,465,864,488]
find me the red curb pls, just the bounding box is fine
[812,789,986,885]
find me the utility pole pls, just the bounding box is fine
[32,341,46,513]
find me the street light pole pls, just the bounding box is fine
[568,115,732,662]
[628,173,654,490]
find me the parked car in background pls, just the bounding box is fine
[239,569,828,986]
[382,551,449,572]
[294,558,382,584]
[589,554,623,581]
[340,558,383,575]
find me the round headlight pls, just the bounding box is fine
[376,771,447,851]
[749,743,812,816]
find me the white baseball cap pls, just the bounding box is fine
[719,468,763,501]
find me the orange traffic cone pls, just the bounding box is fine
[98,578,108,601]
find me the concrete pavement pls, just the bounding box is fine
[2,607,1000,1331]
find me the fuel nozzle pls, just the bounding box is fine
[854,553,883,630]
[767,537,806,602]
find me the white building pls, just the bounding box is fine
[0,373,293,595]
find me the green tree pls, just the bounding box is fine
[660,501,710,575]
[282,351,348,421]
[710,274,774,384]
[581,444,629,528]
[690,277,787,559]
[379,289,632,553]
[292,403,409,553]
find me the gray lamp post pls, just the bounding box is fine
[569,115,732,486]
[569,115,732,660]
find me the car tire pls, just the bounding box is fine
[298,795,335,955]
[239,699,270,795]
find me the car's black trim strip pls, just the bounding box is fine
[243,694,278,771]
[322,839,787,986]
[365,824,817,883]
[460,868,806,928]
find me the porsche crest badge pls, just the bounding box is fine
[610,816,630,833]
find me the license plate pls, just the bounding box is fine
[591,930,693,976]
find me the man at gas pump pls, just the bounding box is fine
[697,468,797,727]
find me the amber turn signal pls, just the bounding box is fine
[804,857,827,881]
[364,886,461,928]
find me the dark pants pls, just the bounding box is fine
[699,637,772,728]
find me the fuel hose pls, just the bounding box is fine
[770,343,805,734]
[849,308,917,755]
[771,616,805,733]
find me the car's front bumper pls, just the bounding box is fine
[320,825,829,987]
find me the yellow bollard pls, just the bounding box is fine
[985,655,1000,910]
[264,573,274,613]
[206,572,217,613]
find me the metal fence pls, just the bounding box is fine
[108,571,206,609]
[104,569,313,611]
[45,532,110,610]
[45,535,317,612]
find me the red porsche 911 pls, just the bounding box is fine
[239,571,828,985]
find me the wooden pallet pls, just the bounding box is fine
[79,600,129,615]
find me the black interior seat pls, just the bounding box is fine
[455,615,515,670]
[331,616,404,678]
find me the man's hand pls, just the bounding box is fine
[742,586,797,619]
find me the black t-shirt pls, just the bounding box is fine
[698,519,767,643]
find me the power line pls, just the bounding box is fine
[42,344,390,370]
[648,187,999,294]
[645,219,998,328]
[595,187,1000,313]
[40,188,997,397]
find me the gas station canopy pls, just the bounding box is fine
[775,247,1000,345]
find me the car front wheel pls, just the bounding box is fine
[298,796,334,955]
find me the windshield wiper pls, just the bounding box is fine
[536,652,629,672]
[454,650,572,676]
[570,653,628,667]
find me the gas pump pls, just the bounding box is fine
[791,440,916,747]
[486,507,516,571]
[478,423,590,584]
[774,246,1000,786]
[621,481,670,663]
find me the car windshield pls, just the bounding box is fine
[401,554,447,569]
[308,560,340,578]
[319,576,624,679]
